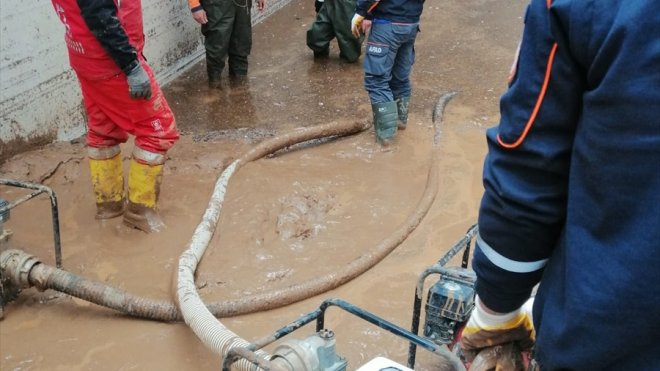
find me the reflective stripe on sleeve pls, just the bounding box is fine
[477,234,548,273]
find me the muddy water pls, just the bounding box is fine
[0,0,526,369]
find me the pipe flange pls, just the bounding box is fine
[0,249,40,289]
[318,328,335,340]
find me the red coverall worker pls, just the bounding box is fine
[51,0,180,233]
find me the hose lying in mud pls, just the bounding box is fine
[176,120,379,367]
[176,93,457,364]
[2,95,458,368]
[1,122,366,323]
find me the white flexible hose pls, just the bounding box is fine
[176,160,270,369]
[176,121,369,370]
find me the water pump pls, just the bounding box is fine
[423,267,476,345]
[0,179,64,319]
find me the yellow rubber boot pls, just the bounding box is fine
[123,159,165,233]
[89,154,125,219]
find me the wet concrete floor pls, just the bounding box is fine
[0,0,526,369]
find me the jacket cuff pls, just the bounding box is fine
[190,5,203,12]
[472,243,542,313]
[122,59,140,74]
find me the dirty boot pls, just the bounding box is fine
[229,73,248,88]
[395,96,411,130]
[208,70,222,89]
[314,48,330,59]
[88,146,125,219]
[123,157,165,233]
[372,101,399,145]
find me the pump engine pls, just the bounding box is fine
[423,267,476,345]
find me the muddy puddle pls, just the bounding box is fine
[0,0,526,369]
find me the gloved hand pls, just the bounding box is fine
[459,296,535,370]
[351,13,365,38]
[126,63,152,100]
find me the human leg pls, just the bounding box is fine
[363,22,399,144]
[332,0,363,63]
[201,0,236,85]
[123,149,166,233]
[124,65,179,233]
[79,76,129,219]
[306,0,335,59]
[79,62,179,232]
[390,24,418,129]
[228,0,252,77]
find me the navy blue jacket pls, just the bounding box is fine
[355,0,423,24]
[473,0,660,369]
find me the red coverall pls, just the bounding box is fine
[51,0,178,157]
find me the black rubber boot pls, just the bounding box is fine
[314,49,330,59]
[208,70,222,89]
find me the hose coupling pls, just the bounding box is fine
[0,249,41,289]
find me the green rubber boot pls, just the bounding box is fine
[372,101,399,145]
[396,96,411,130]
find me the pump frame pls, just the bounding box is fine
[0,179,63,268]
[222,225,478,371]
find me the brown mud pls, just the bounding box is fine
[0,0,526,369]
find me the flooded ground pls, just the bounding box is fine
[0,0,526,369]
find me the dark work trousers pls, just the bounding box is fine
[201,0,253,77]
[363,20,418,103]
[306,0,363,63]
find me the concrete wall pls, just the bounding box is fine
[0,0,290,163]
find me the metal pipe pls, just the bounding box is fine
[251,309,323,350]
[435,224,479,269]
[316,298,465,370]
[0,179,62,268]
[2,190,45,210]
[461,238,471,269]
[317,298,441,354]
[407,292,424,367]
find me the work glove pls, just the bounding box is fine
[459,296,535,371]
[351,13,365,38]
[126,63,152,100]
